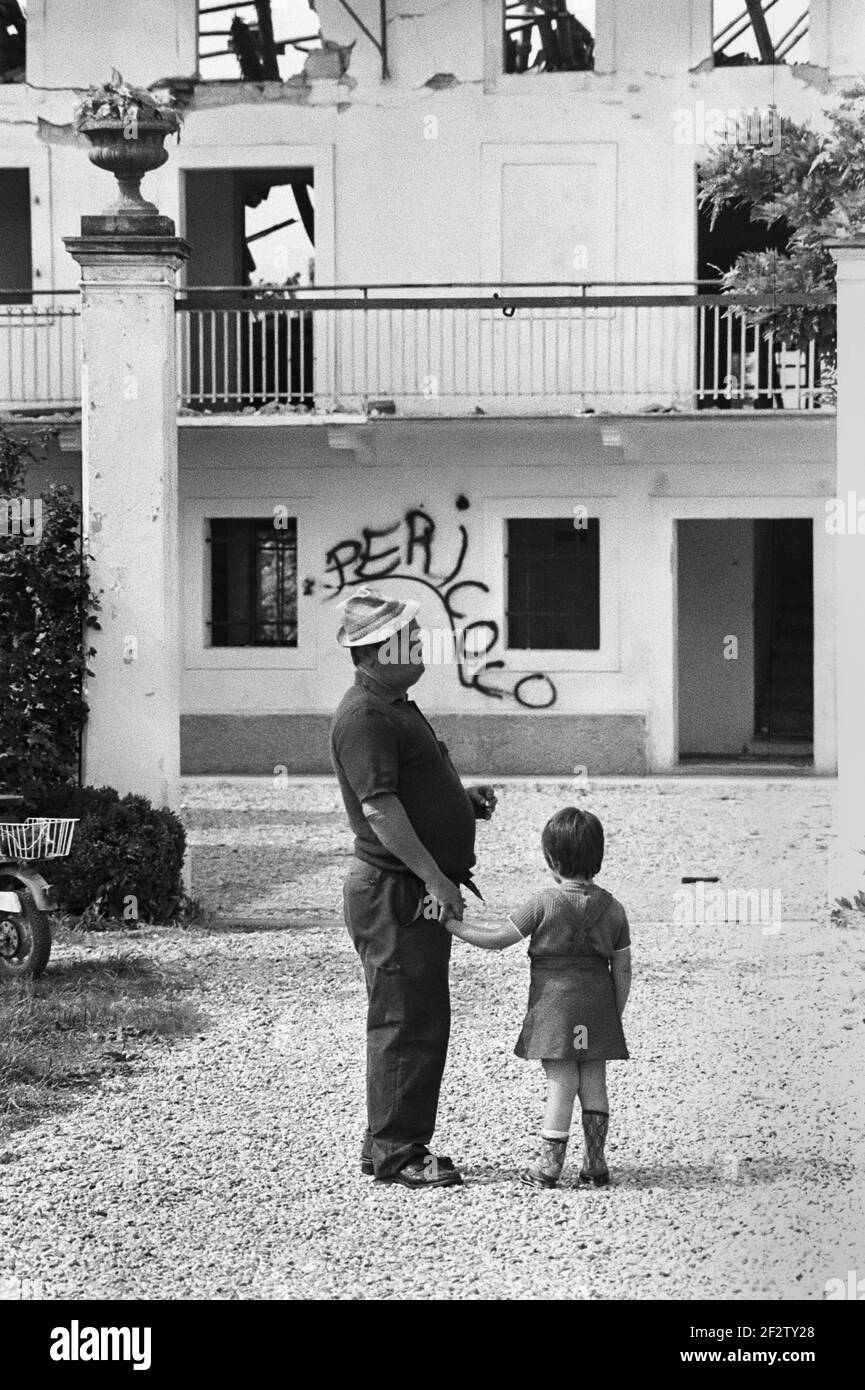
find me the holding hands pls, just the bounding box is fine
[424,871,466,926]
[420,787,499,926]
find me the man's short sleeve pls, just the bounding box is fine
[613,904,631,951]
[332,706,400,803]
[508,894,545,940]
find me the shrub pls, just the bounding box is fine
[25,785,186,923]
[0,426,99,793]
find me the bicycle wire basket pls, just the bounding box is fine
[0,818,78,861]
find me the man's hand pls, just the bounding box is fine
[467,784,498,820]
[425,872,465,926]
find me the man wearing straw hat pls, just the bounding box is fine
[330,587,497,1189]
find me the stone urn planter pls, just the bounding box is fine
[78,117,175,216]
[74,73,182,218]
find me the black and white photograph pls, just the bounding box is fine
[0,0,863,1348]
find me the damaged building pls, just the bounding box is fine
[0,1,854,775]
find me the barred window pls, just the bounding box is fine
[208,517,297,647]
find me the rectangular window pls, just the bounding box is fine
[0,3,26,83]
[0,168,32,303]
[507,516,600,649]
[208,517,298,647]
[504,2,595,74]
[713,1,808,65]
[197,1,322,82]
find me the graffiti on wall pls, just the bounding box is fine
[316,498,557,708]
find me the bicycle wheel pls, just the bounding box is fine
[0,888,52,980]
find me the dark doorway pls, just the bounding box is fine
[677,517,813,764]
[753,519,813,748]
[696,195,791,409]
[697,197,790,282]
[183,167,315,410]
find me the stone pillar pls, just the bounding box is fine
[827,239,865,904]
[64,219,188,809]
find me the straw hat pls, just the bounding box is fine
[336,586,420,647]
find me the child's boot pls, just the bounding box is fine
[521,1130,569,1189]
[579,1109,610,1186]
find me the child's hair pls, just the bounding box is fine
[542,807,604,879]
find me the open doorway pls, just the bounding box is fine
[696,195,791,409]
[752,519,813,748]
[185,166,314,290]
[182,167,315,409]
[677,518,813,763]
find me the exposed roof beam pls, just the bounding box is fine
[246,216,298,245]
[715,0,782,51]
[745,0,776,62]
[775,12,808,59]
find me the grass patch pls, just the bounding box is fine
[0,944,206,1132]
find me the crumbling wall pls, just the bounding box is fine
[313,0,485,85]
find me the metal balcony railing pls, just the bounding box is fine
[1,284,835,416]
[0,293,81,412]
[175,283,835,415]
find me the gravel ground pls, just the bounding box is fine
[1,776,863,1301]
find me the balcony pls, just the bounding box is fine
[0,294,81,413]
[1,284,835,419]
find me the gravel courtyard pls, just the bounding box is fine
[2,776,863,1301]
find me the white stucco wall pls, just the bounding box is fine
[25,0,199,89]
[175,414,835,770]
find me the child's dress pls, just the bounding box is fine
[510,882,630,1061]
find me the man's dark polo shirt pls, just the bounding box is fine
[330,669,477,879]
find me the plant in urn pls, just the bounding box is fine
[74,71,183,218]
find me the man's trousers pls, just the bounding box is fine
[343,859,452,1177]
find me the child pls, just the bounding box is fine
[446,806,632,1189]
